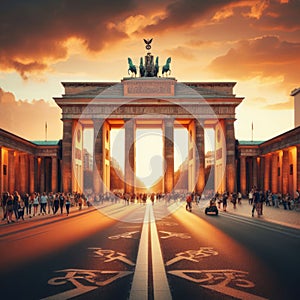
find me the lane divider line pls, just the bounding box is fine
[150,205,172,300]
[129,204,150,300]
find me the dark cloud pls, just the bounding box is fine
[208,36,300,87]
[138,0,234,34]
[255,0,300,31]
[0,0,136,78]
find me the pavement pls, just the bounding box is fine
[1,199,300,230]
[208,199,300,230]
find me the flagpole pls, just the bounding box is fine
[251,121,253,142]
[45,122,48,141]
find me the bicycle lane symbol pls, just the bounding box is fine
[166,248,268,300]
[42,249,134,300]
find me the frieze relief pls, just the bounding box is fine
[62,104,236,118]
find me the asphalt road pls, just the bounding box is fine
[0,201,299,300]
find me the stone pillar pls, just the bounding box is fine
[271,153,278,193]
[225,119,236,193]
[297,146,300,191]
[195,121,205,194]
[52,157,58,192]
[0,147,2,196]
[8,150,15,193]
[62,120,73,192]
[240,156,246,195]
[264,155,271,191]
[163,118,174,194]
[29,155,35,194]
[14,152,20,192]
[295,146,300,191]
[93,119,104,194]
[282,150,289,195]
[40,157,45,193]
[20,154,28,193]
[124,119,135,194]
[252,157,258,189]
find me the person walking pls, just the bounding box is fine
[13,191,20,220]
[222,191,228,212]
[252,189,260,217]
[59,193,65,214]
[6,194,14,223]
[186,193,192,212]
[53,193,59,215]
[65,195,71,216]
[33,192,40,217]
[40,192,48,215]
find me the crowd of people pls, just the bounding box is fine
[1,188,299,224]
[1,191,87,223]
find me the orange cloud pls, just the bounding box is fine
[208,36,300,86]
[0,88,62,140]
[263,98,294,110]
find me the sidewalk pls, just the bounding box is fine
[215,199,300,230]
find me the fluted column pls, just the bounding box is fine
[240,156,246,195]
[282,150,289,194]
[297,145,300,191]
[124,119,135,194]
[264,155,271,191]
[8,150,15,193]
[225,119,236,193]
[271,153,278,193]
[40,157,45,193]
[163,118,174,194]
[62,120,73,192]
[252,157,258,189]
[0,147,2,196]
[93,119,104,194]
[19,154,27,193]
[29,155,35,194]
[195,121,205,194]
[52,157,58,192]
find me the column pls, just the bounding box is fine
[252,157,258,188]
[195,121,205,194]
[62,120,73,192]
[264,155,270,191]
[52,157,58,192]
[271,153,278,193]
[297,146,300,191]
[240,156,246,195]
[93,119,105,194]
[14,152,20,192]
[0,147,2,196]
[225,119,236,193]
[163,118,174,194]
[40,157,45,192]
[8,150,15,193]
[29,155,35,194]
[124,119,135,194]
[19,154,27,193]
[282,150,289,195]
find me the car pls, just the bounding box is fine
[205,198,219,215]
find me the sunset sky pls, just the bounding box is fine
[0,0,299,146]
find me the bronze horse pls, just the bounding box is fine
[162,57,171,76]
[128,57,137,77]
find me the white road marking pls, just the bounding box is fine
[129,204,172,300]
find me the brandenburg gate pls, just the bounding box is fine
[54,77,243,195]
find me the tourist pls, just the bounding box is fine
[13,191,20,220]
[248,189,254,205]
[40,192,48,215]
[65,194,71,216]
[186,193,192,212]
[28,193,34,216]
[237,191,242,204]
[1,192,8,221]
[222,191,228,212]
[252,189,260,217]
[23,193,29,215]
[33,192,40,216]
[6,194,14,223]
[231,192,237,209]
[59,193,65,214]
[17,199,25,220]
[53,194,59,214]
